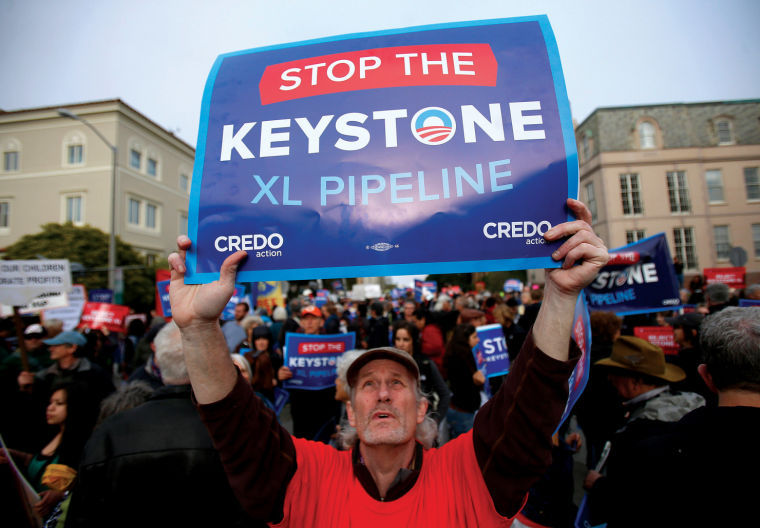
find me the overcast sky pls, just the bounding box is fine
[1,0,758,148]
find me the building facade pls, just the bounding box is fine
[575,100,760,286]
[0,99,193,265]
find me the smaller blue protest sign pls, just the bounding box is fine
[473,324,510,378]
[559,294,592,428]
[503,279,523,293]
[314,289,329,307]
[221,285,252,320]
[739,299,760,307]
[584,233,681,315]
[272,387,290,416]
[283,332,356,390]
[156,280,171,318]
[414,280,437,302]
[89,289,113,304]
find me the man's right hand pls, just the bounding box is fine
[167,235,247,328]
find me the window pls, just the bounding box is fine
[146,203,157,228]
[67,144,84,165]
[130,149,142,170]
[4,151,19,172]
[180,173,189,193]
[626,230,646,244]
[745,167,760,200]
[62,194,84,225]
[716,119,733,145]
[0,201,9,229]
[147,158,158,177]
[179,212,188,235]
[673,227,698,269]
[619,173,643,215]
[127,196,160,232]
[753,224,760,258]
[713,225,731,260]
[705,170,724,203]
[584,182,597,223]
[666,171,691,213]
[128,198,141,225]
[582,135,590,161]
[638,121,656,149]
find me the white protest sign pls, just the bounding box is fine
[15,290,70,314]
[0,260,72,306]
[42,284,87,331]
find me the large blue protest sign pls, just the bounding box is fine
[584,233,681,315]
[185,16,577,284]
[473,323,510,378]
[283,332,356,390]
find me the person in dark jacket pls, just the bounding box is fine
[630,307,760,527]
[65,321,261,527]
[443,323,486,439]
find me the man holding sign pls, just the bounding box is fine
[167,197,608,525]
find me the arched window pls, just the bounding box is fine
[638,121,656,149]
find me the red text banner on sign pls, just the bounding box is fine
[259,44,498,104]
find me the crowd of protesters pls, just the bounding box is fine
[0,269,758,527]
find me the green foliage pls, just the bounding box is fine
[3,223,161,311]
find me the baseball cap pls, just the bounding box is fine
[43,330,87,347]
[595,336,685,383]
[665,312,705,330]
[301,305,322,318]
[24,324,46,338]
[346,347,420,389]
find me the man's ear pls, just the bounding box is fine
[697,364,719,394]
[346,400,356,427]
[416,397,429,424]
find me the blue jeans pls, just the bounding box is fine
[446,407,475,440]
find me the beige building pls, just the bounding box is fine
[0,99,193,265]
[575,100,760,286]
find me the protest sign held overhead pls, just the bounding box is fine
[157,280,172,318]
[584,233,681,315]
[185,16,577,283]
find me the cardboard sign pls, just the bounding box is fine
[283,332,356,390]
[584,233,681,315]
[42,285,87,331]
[185,16,577,283]
[78,302,131,333]
[634,326,678,356]
[0,260,72,306]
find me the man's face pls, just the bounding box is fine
[234,304,248,322]
[49,343,75,362]
[347,359,426,447]
[301,314,323,335]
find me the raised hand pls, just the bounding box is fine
[543,198,608,296]
[167,235,248,328]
